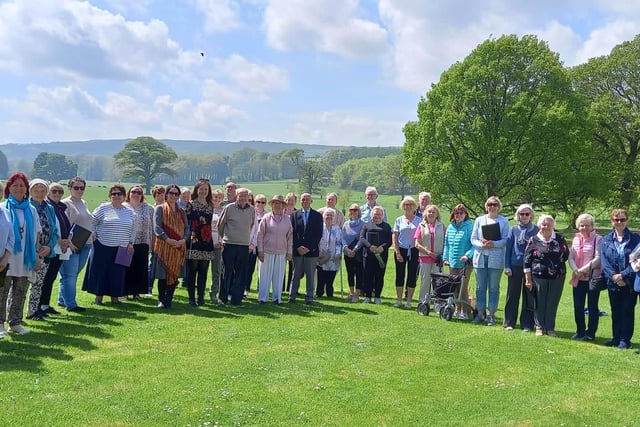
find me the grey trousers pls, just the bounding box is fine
[290,256,318,302]
[1,276,30,327]
[28,263,50,315]
[533,276,565,331]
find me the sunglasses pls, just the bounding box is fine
[167,191,180,196]
[72,186,85,191]
[487,203,499,207]
[613,218,627,223]
[131,190,143,195]
[453,211,465,215]
[518,212,531,216]
[110,192,123,197]
[50,189,64,195]
[255,201,266,204]
[349,208,360,212]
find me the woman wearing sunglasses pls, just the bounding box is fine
[82,184,135,305]
[470,196,510,326]
[123,185,155,300]
[503,204,538,331]
[599,209,640,349]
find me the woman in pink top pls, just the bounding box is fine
[568,213,602,341]
[414,204,446,303]
[257,195,293,304]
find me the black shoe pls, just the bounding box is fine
[603,339,619,347]
[583,335,594,341]
[571,333,585,340]
[43,307,61,315]
[188,299,197,307]
[197,299,205,306]
[68,306,86,312]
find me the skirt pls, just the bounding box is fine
[82,239,126,297]
[124,243,150,295]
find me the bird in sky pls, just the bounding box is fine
[200,52,204,57]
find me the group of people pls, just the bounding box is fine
[2,173,640,352]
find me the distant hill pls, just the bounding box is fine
[0,138,348,162]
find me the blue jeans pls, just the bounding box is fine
[57,243,92,309]
[474,257,502,313]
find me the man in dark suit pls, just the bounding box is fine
[289,192,323,304]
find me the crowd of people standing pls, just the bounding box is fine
[1,174,639,355]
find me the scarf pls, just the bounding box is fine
[5,195,37,270]
[31,199,59,256]
[154,203,186,286]
[516,222,536,245]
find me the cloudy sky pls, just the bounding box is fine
[0,0,638,147]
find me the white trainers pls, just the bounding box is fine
[374,298,382,304]
[9,324,30,335]
[393,300,402,307]
[362,297,371,303]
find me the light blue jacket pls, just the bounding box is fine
[443,219,473,269]
[471,214,510,269]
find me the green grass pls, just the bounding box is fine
[2,180,639,425]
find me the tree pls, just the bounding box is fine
[282,149,331,194]
[402,34,586,216]
[113,136,178,194]
[0,150,8,178]
[572,34,640,209]
[32,152,78,182]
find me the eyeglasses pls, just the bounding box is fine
[518,212,531,217]
[110,192,123,197]
[487,203,499,207]
[349,208,360,212]
[613,218,627,223]
[255,201,266,204]
[131,190,143,195]
[72,186,85,191]
[167,191,180,196]
[50,189,64,195]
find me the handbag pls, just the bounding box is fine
[317,251,331,265]
[588,273,607,292]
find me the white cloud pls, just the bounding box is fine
[213,54,289,100]
[573,20,640,64]
[195,0,242,33]
[264,0,388,58]
[287,111,404,147]
[0,0,184,82]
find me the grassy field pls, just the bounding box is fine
[1,180,638,426]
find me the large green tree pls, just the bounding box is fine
[32,152,78,182]
[572,34,640,209]
[113,136,178,194]
[403,35,588,216]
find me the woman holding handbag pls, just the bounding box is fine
[568,214,602,341]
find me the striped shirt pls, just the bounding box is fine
[92,203,135,247]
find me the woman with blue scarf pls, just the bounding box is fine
[0,172,42,336]
[503,204,538,331]
[26,179,59,321]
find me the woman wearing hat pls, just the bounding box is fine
[26,178,60,320]
[257,195,293,304]
[0,172,42,335]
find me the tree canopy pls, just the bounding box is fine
[572,34,640,209]
[32,152,78,182]
[113,136,178,194]
[402,34,588,216]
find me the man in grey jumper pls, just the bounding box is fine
[217,188,255,305]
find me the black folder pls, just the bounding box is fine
[70,224,92,249]
[481,223,501,241]
[366,230,380,246]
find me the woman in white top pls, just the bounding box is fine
[470,196,510,326]
[315,208,342,298]
[0,172,41,335]
[58,176,93,311]
[82,184,135,304]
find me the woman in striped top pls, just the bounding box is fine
[82,184,135,305]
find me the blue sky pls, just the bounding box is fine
[0,0,639,147]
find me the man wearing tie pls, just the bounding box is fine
[289,193,323,304]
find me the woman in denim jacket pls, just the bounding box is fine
[600,208,640,350]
